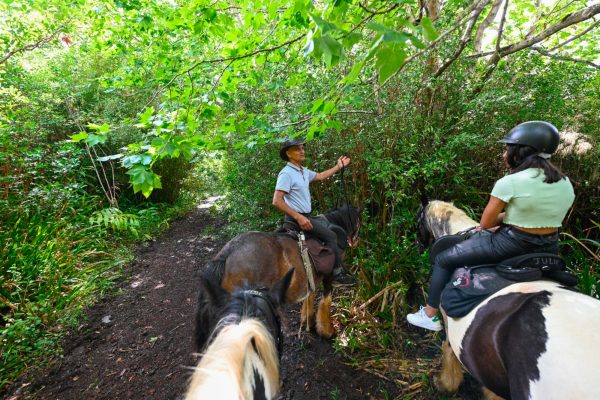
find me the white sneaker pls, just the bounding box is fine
[406,306,443,332]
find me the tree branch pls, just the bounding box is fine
[358,2,399,15]
[495,0,510,52]
[434,0,491,77]
[474,0,503,51]
[548,20,599,51]
[381,0,489,87]
[531,46,600,68]
[467,3,600,59]
[146,34,306,106]
[0,26,65,65]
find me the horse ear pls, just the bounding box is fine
[200,274,229,308]
[420,192,429,206]
[270,268,294,305]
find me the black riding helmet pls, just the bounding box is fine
[499,121,560,154]
[279,137,306,161]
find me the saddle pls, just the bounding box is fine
[275,218,342,277]
[440,253,578,318]
[433,233,579,318]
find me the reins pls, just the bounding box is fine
[339,166,358,239]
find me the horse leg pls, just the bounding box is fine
[315,291,335,338]
[301,292,315,331]
[435,339,464,393]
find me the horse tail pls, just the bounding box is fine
[204,240,238,285]
[205,258,227,285]
[186,319,280,400]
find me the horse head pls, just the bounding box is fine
[325,204,362,248]
[194,268,294,354]
[416,201,432,252]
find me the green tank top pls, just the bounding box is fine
[491,168,575,228]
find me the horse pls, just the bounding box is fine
[186,269,294,400]
[416,199,600,400]
[196,204,361,346]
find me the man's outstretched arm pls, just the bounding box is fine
[314,156,351,181]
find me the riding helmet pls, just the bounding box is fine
[279,137,306,161]
[499,121,560,154]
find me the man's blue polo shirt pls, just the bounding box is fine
[275,162,317,213]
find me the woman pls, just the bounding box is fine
[407,121,575,331]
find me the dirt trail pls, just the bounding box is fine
[4,202,423,400]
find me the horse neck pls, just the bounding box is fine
[186,319,279,400]
[426,201,477,239]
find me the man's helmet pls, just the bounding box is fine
[499,121,560,154]
[280,137,306,161]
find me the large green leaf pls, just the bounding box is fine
[375,44,407,85]
[420,16,439,41]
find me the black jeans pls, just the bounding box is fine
[284,214,343,271]
[427,225,559,308]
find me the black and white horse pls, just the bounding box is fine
[186,269,293,400]
[417,200,600,400]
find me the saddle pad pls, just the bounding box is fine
[441,266,515,318]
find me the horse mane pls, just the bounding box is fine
[324,204,359,233]
[426,200,478,238]
[186,319,280,400]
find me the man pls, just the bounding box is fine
[272,137,357,287]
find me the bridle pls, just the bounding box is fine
[415,203,431,251]
[241,289,283,357]
[339,166,360,246]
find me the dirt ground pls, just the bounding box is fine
[3,201,481,400]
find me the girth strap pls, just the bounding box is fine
[298,232,316,293]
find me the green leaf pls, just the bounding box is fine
[311,98,324,113]
[341,32,362,49]
[85,133,108,146]
[139,106,154,126]
[366,34,384,60]
[69,132,88,142]
[87,123,110,133]
[126,165,161,198]
[97,154,123,162]
[310,14,338,34]
[420,16,439,41]
[383,30,410,44]
[320,34,343,67]
[340,60,365,85]
[407,34,426,49]
[376,44,407,85]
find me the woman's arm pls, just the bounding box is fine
[479,196,507,229]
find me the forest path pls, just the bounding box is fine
[5,200,409,400]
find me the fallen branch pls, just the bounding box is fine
[358,280,405,310]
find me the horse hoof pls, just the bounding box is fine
[316,322,335,339]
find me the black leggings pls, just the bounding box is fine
[427,225,559,308]
[284,215,343,271]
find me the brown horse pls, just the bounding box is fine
[417,200,600,400]
[195,205,361,349]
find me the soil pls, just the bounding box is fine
[3,200,481,400]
